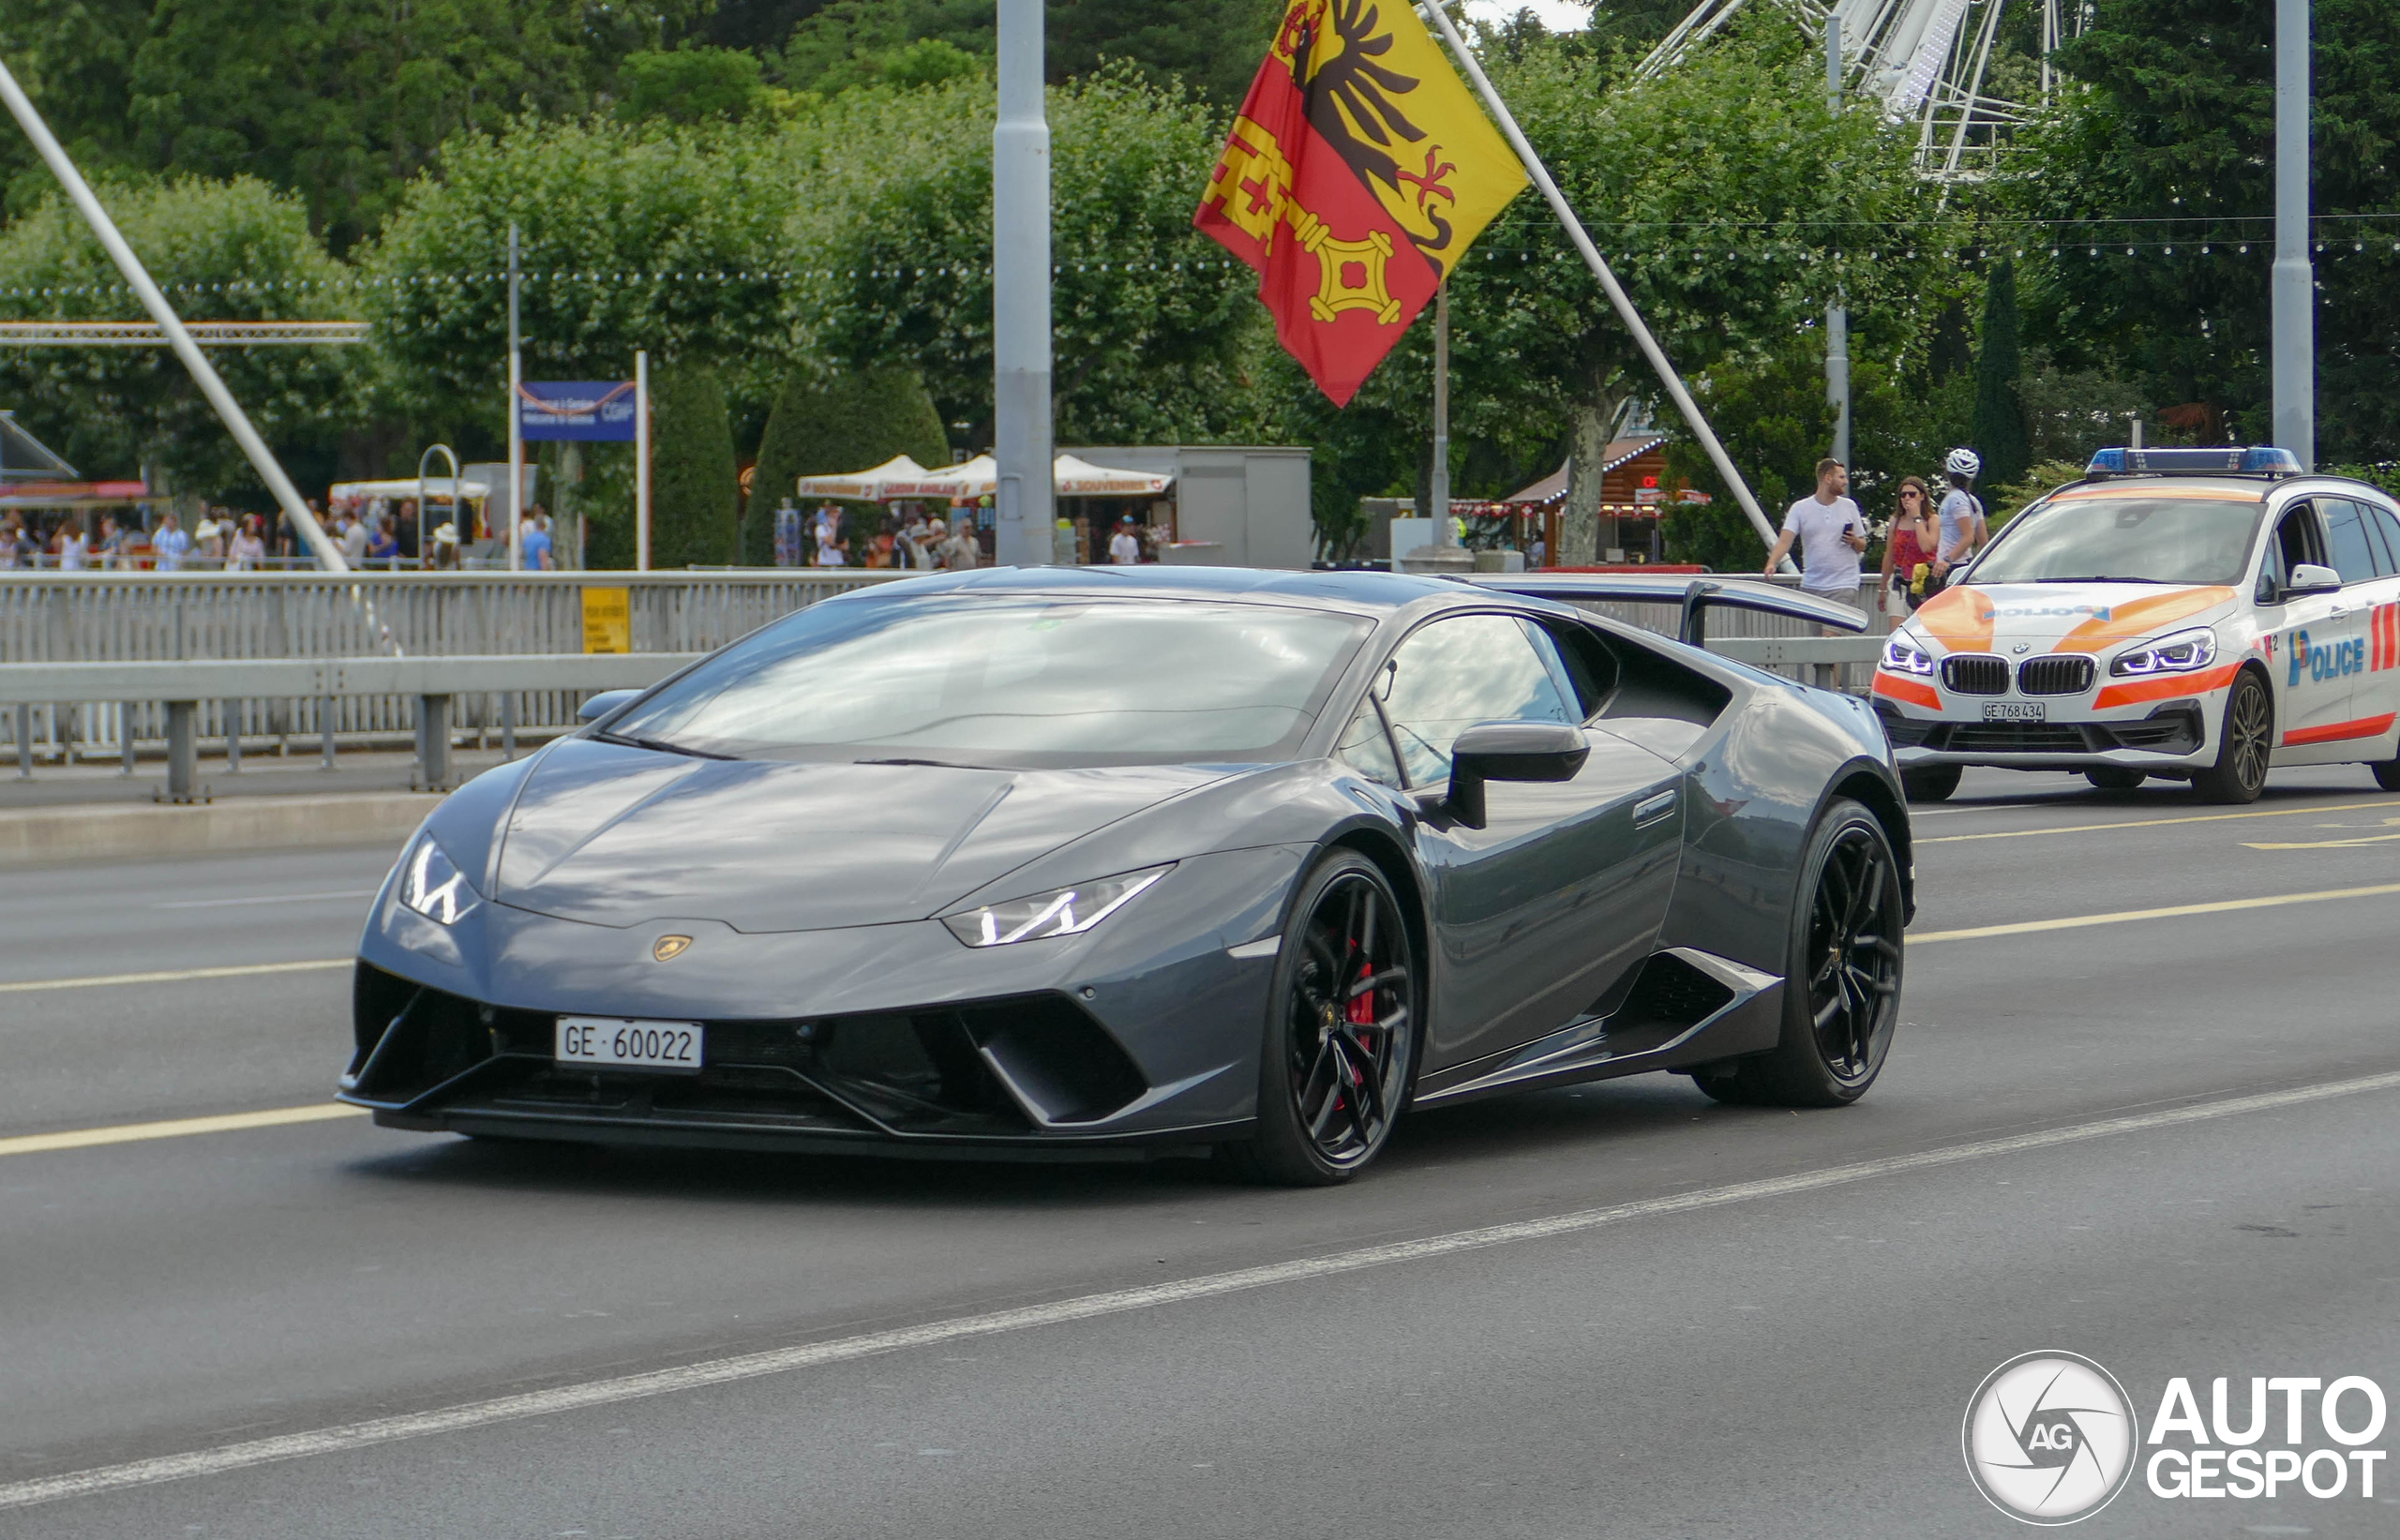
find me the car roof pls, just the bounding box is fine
[2048,471,2395,506]
[844,563,1491,615]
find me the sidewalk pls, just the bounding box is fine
[0,748,512,868]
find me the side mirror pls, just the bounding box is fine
[2256,571,2281,606]
[1442,720,1589,829]
[2286,562,2343,597]
[578,688,640,725]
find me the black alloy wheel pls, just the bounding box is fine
[2192,670,2271,804]
[1693,799,1903,1107]
[2373,758,2400,792]
[1222,851,1418,1186]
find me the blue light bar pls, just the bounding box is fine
[2085,446,2302,477]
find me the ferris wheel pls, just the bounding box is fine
[1637,0,2090,179]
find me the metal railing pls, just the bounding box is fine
[0,570,900,768]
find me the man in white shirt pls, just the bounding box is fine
[1108,514,1143,565]
[338,510,370,565]
[151,510,191,572]
[1762,458,1868,607]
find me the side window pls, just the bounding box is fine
[1381,614,1574,788]
[2357,501,2400,577]
[2320,501,2380,585]
[1333,696,1403,788]
[1523,619,1613,719]
[2270,505,2321,589]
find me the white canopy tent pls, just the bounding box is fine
[791,454,932,501]
[800,453,1172,502]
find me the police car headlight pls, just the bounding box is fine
[1882,633,1937,676]
[398,836,481,926]
[2109,627,2217,677]
[940,865,1171,948]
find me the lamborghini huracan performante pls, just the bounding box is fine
[342,567,1912,1184]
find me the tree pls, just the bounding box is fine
[1971,259,2030,493]
[645,362,739,568]
[616,47,787,125]
[783,67,1266,451]
[2013,0,2400,460]
[0,176,360,500]
[742,367,949,564]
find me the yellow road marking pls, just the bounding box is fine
[0,958,349,994]
[2244,831,2400,850]
[0,1102,367,1159]
[1912,881,2400,943]
[1918,800,2400,845]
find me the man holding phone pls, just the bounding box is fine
[1762,458,1868,611]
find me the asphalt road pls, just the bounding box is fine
[5,765,2400,1537]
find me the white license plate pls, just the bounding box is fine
[1983,701,2046,723]
[555,1016,703,1071]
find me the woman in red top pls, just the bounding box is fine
[1879,476,1937,624]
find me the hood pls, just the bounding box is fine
[493,737,1234,933]
[1904,582,2240,656]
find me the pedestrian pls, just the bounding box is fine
[93,514,125,568]
[278,503,305,563]
[151,509,191,572]
[1528,531,1548,570]
[227,515,266,571]
[1762,458,1868,616]
[1878,476,1939,623]
[938,516,980,572]
[520,506,554,571]
[56,516,89,571]
[1109,513,1143,565]
[1934,448,1988,585]
[395,500,421,565]
[338,508,370,566]
[367,515,398,565]
[429,521,462,570]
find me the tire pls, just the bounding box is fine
[2084,767,2146,791]
[1699,800,1904,1108]
[1220,851,1420,1186]
[1900,764,1961,802]
[2373,760,2400,792]
[2191,669,2272,804]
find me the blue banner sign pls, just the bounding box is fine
[518,381,637,441]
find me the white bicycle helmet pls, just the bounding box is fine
[1944,446,1982,478]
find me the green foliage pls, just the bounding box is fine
[0,176,359,499]
[363,117,800,439]
[1985,458,2091,531]
[647,363,739,568]
[777,0,1282,108]
[1659,338,1835,572]
[742,367,949,564]
[617,47,786,124]
[2010,0,2400,460]
[1971,260,2030,493]
[2,0,702,253]
[785,67,1268,449]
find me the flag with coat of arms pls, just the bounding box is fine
[1194,0,1527,407]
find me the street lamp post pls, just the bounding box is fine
[992,0,1054,566]
[2272,0,2314,470]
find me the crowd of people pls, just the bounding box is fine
[1763,447,1990,632]
[0,498,562,571]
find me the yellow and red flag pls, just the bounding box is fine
[1195,0,1527,407]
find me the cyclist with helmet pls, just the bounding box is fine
[1933,447,1988,587]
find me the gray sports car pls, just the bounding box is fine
[342,566,1911,1184]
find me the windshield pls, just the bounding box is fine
[1968,497,2266,586]
[603,594,1372,767]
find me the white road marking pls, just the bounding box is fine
[0,1103,366,1159]
[0,959,349,994]
[1918,799,2400,845]
[1911,882,2400,943]
[7,1069,2398,1511]
[155,890,379,910]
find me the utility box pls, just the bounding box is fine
[1069,445,1312,570]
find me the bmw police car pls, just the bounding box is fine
[1873,446,2400,803]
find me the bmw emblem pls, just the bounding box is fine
[652,934,693,963]
[2011,643,2032,655]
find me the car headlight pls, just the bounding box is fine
[1882,632,1937,676]
[398,836,480,926]
[940,865,1171,948]
[2110,627,2217,677]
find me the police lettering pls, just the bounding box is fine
[2287,630,2369,687]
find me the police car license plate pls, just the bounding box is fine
[1982,701,2046,723]
[555,1016,703,1071]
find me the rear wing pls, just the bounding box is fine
[1458,574,1869,645]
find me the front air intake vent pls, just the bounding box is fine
[1942,654,2009,695]
[2018,655,2096,695]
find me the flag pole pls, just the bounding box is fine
[1416,2,1787,561]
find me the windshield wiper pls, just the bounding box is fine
[593,729,733,760]
[2032,575,2168,584]
[853,756,1002,770]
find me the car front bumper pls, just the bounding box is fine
[1871,667,2224,774]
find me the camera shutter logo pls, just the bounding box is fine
[1963,1352,2137,1524]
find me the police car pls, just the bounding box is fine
[1872,446,2400,803]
